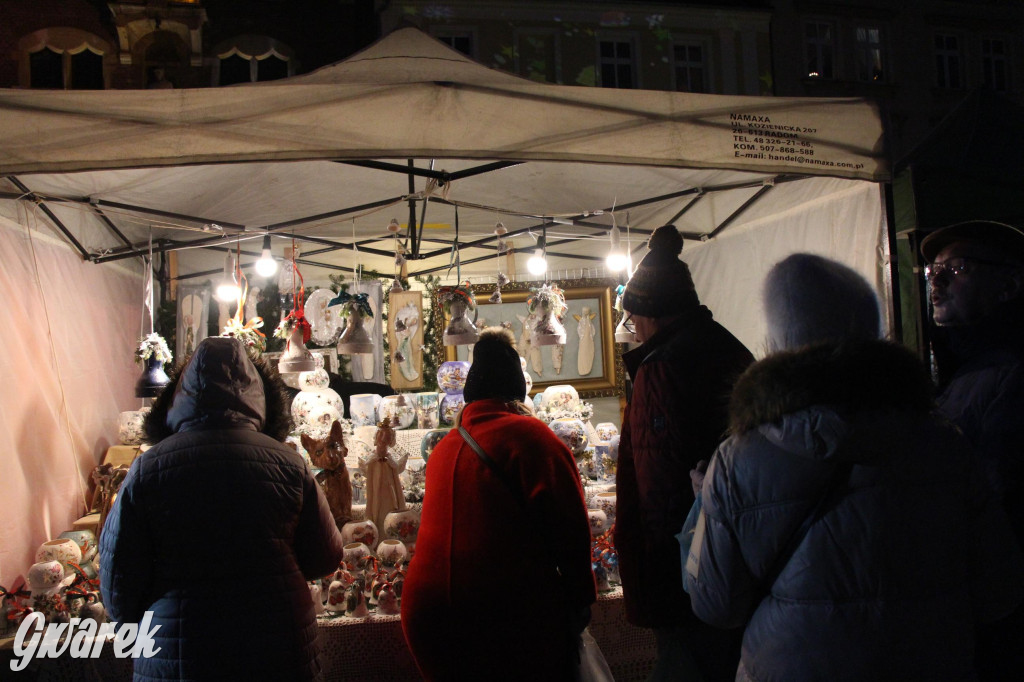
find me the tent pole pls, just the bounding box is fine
[883,182,904,345]
[708,183,775,239]
[262,195,406,232]
[7,177,90,259]
[407,159,419,259]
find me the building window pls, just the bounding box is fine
[804,22,834,78]
[599,40,635,88]
[673,42,708,93]
[436,33,473,57]
[934,33,963,89]
[855,26,884,82]
[214,38,295,85]
[516,30,559,83]
[982,38,1008,92]
[26,43,106,90]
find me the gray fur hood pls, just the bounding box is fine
[727,341,935,464]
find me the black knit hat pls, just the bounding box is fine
[622,224,699,317]
[463,327,527,404]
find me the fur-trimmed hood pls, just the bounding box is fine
[143,337,293,443]
[729,340,934,440]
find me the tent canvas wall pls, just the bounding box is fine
[0,28,891,584]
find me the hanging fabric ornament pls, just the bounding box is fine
[331,289,375,355]
[273,248,316,373]
[221,267,266,356]
[438,282,479,346]
[387,218,401,234]
[488,289,502,304]
[391,278,404,294]
[528,284,568,347]
[496,272,510,288]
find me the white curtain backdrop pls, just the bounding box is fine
[684,179,889,357]
[0,207,140,586]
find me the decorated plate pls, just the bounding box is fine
[306,288,343,346]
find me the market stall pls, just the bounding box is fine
[0,28,891,670]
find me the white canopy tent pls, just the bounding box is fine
[0,29,891,582]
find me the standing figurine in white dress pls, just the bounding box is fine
[574,306,597,375]
[517,312,543,376]
[363,417,408,533]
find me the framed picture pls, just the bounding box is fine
[441,279,625,398]
[388,290,425,390]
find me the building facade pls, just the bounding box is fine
[1,1,1021,157]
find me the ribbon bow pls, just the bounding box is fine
[328,290,373,317]
[280,309,312,344]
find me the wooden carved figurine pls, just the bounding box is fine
[301,420,353,530]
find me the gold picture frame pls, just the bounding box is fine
[440,279,625,398]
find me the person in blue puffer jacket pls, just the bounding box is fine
[100,336,345,681]
[686,253,1024,682]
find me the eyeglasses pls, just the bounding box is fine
[924,256,1012,280]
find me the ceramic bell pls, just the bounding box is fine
[443,297,479,346]
[326,580,347,613]
[278,326,316,374]
[337,304,375,355]
[614,311,635,343]
[135,355,171,397]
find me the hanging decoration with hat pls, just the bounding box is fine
[334,222,377,356]
[332,288,375,355]
[273,241,316,374]
[134,231,172,397]
[221,240,266,356]
[439,207,480,346]
[527,283,568,347]
[613,284,634,343]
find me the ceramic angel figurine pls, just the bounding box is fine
[552,345,564,375]
[363,417,408,533]
[574,306,597,375]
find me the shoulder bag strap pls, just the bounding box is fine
[457,425,526,508]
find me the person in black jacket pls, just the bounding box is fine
[921,220,1024,681]
[616,224,754,682]
[100,337,345,681]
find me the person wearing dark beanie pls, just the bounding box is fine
[462,327,527,405]
[402,326,596,680]
[616,224,754,682]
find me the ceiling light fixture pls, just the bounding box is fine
[254,234,278,277]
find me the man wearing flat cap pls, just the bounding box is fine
[921,220,1024,681]
[616,224,753,681]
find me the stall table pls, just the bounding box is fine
[0,588,655,680]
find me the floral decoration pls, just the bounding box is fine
[527,284,567,319]
[437,281,476,314]
[135,333,172,365]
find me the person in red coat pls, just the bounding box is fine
[616,224,754,681]
[401,327,596,680]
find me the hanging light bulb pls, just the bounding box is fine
[606,222,630,272]
[255,234,277,278]
[526,233,547,277]
[215,253,241,303]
